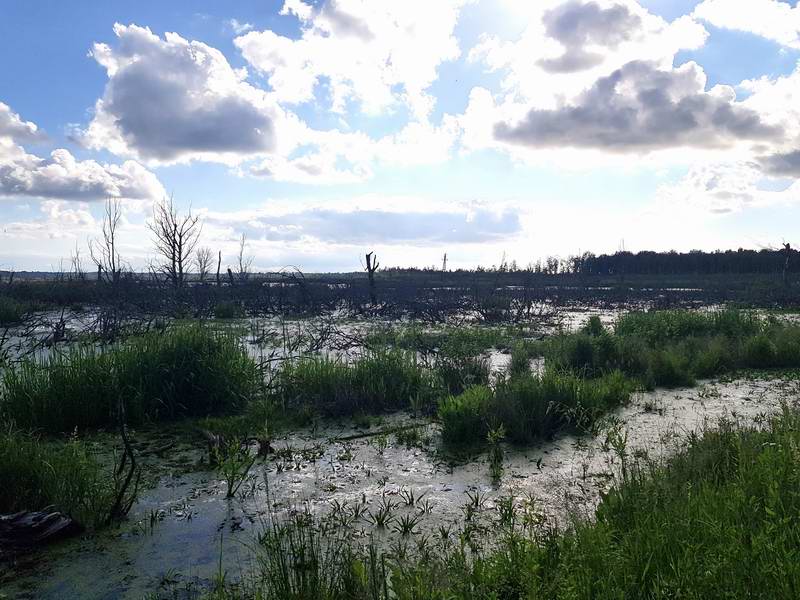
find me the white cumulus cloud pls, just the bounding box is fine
[235,0,470,120]
[693,0,800,49]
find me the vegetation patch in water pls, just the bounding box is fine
[1,324,261,433]
[439,369,632,446]
[196,406,800,599]
[271,350,442,417]
[529,309,800,388]
[0,426,121,529]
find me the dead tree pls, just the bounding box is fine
[364,251,380,305]
[784,242,792,287]
[148,197,202,289]
[70,242,85,281]
[89,199,124,285]
[216,250,222,286]
[194,246,214,283]
[236,233,254,282]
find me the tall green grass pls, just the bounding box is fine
[0,294,25,325]
[537,310,800,388]
[0,426,117,528]
[271,350,442,416]
[1,325,261,433]
[614,308,762,342]
[439,370,632,446]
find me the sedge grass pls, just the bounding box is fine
[1,324,261,433]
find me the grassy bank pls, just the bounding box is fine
[1,324,262,433]
[199,406,800,599]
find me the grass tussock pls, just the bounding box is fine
[613,308,763,342]
[439,370,632,446]
[271,350,442,417]
[1,325,261,433]
[0,426,117,528]
[0,294,26,325]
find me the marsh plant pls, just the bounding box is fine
[214,438,257,499]
[487,424,506,482]
[1,325,261,433]
[0,425,138,529]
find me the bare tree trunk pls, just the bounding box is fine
[216,250,222,287]
[784,243,792,288]
[365,251,379,305]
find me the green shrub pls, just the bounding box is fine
[692,336,736,377]
[615,309,761,343]
[436,354,491,395]
[509,342,531,377]
[581,315,606,336]
[1,325,261,432]
[546,332,619,377]
[645,346,695,388]
[438,385,491,445]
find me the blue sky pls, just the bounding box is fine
[1,0,800,271]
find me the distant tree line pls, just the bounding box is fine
[381,248,799,277]
[571,248,798,276]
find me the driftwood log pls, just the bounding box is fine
[0,508,83,550]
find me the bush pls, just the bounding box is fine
[645,346,695,388]
[436,354,491,395]
[545,332,619,377]
[581,315,606,336]
[1,325,261,433]
[614,309,762,343]
[509,342,531,377]
[213,301,242,319]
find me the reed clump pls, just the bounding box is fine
[439,370,632,446]
[1,324,261,433]
[0,295,25,325]
[0,426,117,528]
[271,350,442,417]
[534,309,800,388]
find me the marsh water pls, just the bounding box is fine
[4,372,795,599]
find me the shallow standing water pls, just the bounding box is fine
[3,375,796,599]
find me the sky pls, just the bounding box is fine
[1,0,800,272]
